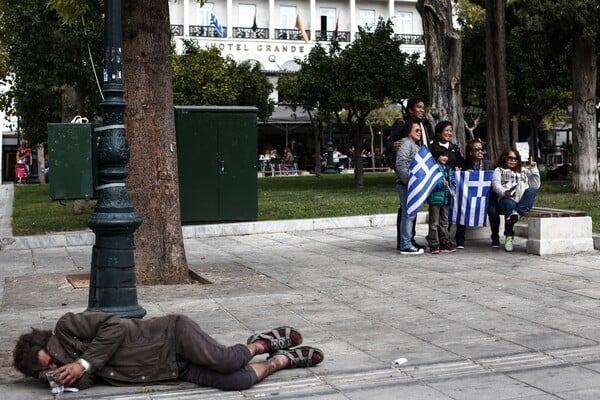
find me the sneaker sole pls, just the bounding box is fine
[400,250,424,255]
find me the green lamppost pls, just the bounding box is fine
[87,0,146,318]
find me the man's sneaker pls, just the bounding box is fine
[505,211,519,225]
[491,239,500,248]
[411,240,425,251]
[505,236,514,252]
[400,246,424,255]
[430,246,440,254]
[456,242,465,249]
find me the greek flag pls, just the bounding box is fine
[450,170,493,226]
[406,146,443,218]
[211,13,224,37]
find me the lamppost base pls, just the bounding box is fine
[87,305,146,319]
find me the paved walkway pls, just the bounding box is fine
[1,183,600,399]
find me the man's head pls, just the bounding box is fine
[13,328,53,378]
[406,96,427,120]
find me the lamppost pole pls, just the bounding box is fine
[324,125,336,174]
[87,0,146,318]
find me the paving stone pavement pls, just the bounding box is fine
[1,183,600,399]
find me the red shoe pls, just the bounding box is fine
[440,241,456,253]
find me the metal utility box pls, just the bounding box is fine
[47,123,98,200]
[175,106,258,224]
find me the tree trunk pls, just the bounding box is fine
[122,0,189,284]
[485,0,510,162]
[417,0,465,152]
[571,39,599,193]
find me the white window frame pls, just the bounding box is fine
[358,9,375,31]
[320,7,336,31]
[396,11,413,34]
[198,2,214,26]
[239,4,256,27]
[280,6,297,29]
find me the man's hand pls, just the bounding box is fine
[53,362,85,386]
[392,140,401,152]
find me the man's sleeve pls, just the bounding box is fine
[54,312,126,373]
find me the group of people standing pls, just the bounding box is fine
[389,96,541,255]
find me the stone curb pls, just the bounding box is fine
[0,212,429,251]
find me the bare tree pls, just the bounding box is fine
[463,106,484,142]
[571,40,599,192]
[122,0,189,284]
[485,0,510,161]
[416,0,465,151]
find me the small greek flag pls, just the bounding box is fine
[211,13,224,37]
[406,146,443,218]
[450,170,493,226]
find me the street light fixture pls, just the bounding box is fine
[86,0,146,318]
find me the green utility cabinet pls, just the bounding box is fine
[175,106,258,224]
[47,123,98,200]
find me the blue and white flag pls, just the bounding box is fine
[406,146,443,218]
[450,170,493,226]
[211,13,224,37]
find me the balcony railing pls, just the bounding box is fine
[189,25,228,37]
[171,24,184,36]
[233,27,269,39]
[394,33,424,45]
[314,30,351,43]
[171,25,424,46]
[275,29,311,41]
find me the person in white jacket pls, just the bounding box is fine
[492,147,541,252]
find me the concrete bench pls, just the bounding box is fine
[516,207,594,255]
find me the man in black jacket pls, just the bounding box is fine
[385,96,434,250]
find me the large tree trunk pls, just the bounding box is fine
[485,0,510,162]
[571,39,599,193]
[416,0,465,151]
[122,0,189,284]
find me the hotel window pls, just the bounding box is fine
[358,9,375,31]
[397,12,413,34]
[198,2,214,25]
[320,7,336,31]
[280,6,297,29]
[239,4,256,27]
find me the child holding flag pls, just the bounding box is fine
[426,145,456,254]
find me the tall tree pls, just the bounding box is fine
[338,20,420,187]
[277,43,343,177]
[416,0,466,151]
[122,0,189,284]
[50,0,189,284]
[455,0,487,140]
[0,0,103,144]
[279,22,425,185]
[506,4,571,158]
[513,0,599,193]
[485,0,510,162]
[172,41,274,119]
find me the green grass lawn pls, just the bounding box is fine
[11,172,600,235]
